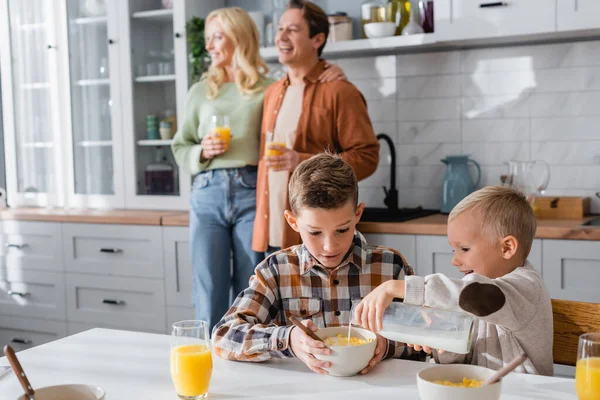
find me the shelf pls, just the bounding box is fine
[19,22,46,31]
[74,16,107,25]
[21,142,53,149]
[135,74,175,83]
[75,78,110,87]
[131,9,173,23]
[21,82,50,90]
[137,139,173,146]
[260,33,438,60]
[78,140,113,147]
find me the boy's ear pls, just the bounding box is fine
[284,210,300,233]
[501,235,519,260]
[355,202,365,221]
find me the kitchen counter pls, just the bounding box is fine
[0,328,576,399]
[2,208,599,240]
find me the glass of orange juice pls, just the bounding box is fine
[265,131,286,157]
[576,332,600,400]
[211,115,231,151]
[170,320,213,399]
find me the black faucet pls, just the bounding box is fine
[376,133,398,212]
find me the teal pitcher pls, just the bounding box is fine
[440,155,481,214]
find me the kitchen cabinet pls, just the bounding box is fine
[557,0,600,31]
[0,221,64,272]
[0,0,217,210]
[362,233,417,269]
[416,235,462,278]
[435,0,556,41]
[542,239,600,303]
[163,226,193,307]
[0,315,66,352]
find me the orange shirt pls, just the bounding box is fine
[252,60,380,252]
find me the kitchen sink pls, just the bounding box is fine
[361,207,439,223]
[581,217,600,227]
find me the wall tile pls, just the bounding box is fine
[353,78,397,100]
[397,98,461,121]
[530,117,600,141]
[560,41,600,68]
[397,51,460,77]
[462,94,530,119]
[397,121,461,144]
[462,119,530,142]
[396,165,445,189]
[547,166,600,189]
[337,55,397,79]
[367,99,397,122]
[531,141,600,165]
[530,92,600,117]
[395,143,462,166]
[397,75,461,99]
[463,142,530,166]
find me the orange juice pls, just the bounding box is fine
[170,344,213,397]
[265,141,286,157]
[215,126,231,149]
[576,357,600,400]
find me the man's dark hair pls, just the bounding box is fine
[288,0,329,57]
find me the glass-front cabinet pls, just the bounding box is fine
[0,0,63,207]
[1,0,220,209]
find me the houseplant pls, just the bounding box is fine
[186,17,210,82]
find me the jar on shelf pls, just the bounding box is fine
[387,0,410,35]
[361,0,388,38]
[328,12,353,43]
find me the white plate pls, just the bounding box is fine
[18,384,105,400]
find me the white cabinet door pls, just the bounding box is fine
[66,273,166,331]
[0,221,63,272]
[557,0,600,31]
[0,268,66,320]
[416,235,462,279]
[166,306,194,333]
[542,239,600,302]
[361,234,417,270]
[63,223,163,278]
[436,0,556,41]
[163,226,192,308]
[529,239,542,275]
[0,315,66,351]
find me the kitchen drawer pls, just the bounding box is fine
[0,221,63,272]
[66,273,166,332]
[63,223,163,278]
[67,321,164,336]
[436,0,556,41]
[0,315,66,352]
[166,306,195,334]
[163,227,192,307]
[0,268,66,320]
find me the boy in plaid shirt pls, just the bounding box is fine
[213,153,423,375]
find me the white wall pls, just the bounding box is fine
[273,39,600,213]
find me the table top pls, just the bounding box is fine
[0,328,577,400]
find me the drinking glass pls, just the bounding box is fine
[576,333,600,400]
[210,115,231,151]
[265,131,286,157]
[170,320,213,399]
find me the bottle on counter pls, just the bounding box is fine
[387,0,409,35]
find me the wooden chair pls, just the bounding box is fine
[552,299,600,366]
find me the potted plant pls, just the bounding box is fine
[186,17,210,82]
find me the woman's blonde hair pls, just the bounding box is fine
[203,7,269,99]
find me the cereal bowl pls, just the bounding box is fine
[313,326,377,377]
[417,364,501,400]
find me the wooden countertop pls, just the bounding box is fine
[0,207,170,225]
[2,208,600,240]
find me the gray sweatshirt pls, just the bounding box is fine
[404,261,554,376]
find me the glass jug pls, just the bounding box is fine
[504,160,550,204]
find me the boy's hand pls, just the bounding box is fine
[360,334,387,375]
[289,319,332,375]
[407,344,445,355]
[355,280,405,333]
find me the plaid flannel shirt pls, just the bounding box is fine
[212,231,425,363]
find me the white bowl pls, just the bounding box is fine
[417,364,501,400]
[313,326,377,377]
[364,22,396,39]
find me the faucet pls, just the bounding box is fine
[376,133,398,212]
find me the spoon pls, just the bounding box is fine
[3,345,35,399]
[483,354,528,386]
[288,315,326,344]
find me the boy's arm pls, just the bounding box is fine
[403,271,540,332]
[212,267,294,362]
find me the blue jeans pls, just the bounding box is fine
[189,166,263,331]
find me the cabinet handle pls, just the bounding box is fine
[99,248,122,254]
[108,39,115,44]
[8,291,30,297]
[102,299,125,306]
[47,44,54,49]
[5,243,27,249]
[11,338,32,345]
[174,32,181,38]
[479,2,508,7]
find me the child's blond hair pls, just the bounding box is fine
[449,185,537,261]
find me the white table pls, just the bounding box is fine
[0,328,576,399]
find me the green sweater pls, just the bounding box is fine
[171,76,275,176]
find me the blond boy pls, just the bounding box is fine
[213,153,423,374]
[355,186,554,376]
